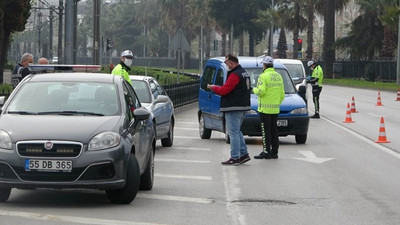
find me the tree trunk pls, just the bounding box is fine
[0,25,11,84]
[306,3,314,60]
[249,31,255,56]
[323,0,335,78]
[221,33,226,56]
[239,33,244,56]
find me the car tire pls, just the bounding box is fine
[140,145,154,190]
[225,132,230,144]
[199,114,211,139]
[0,188,11,203]
[106,154,140,204]
[161,120,174,147]
[295,134,307,144]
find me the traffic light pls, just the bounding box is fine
[297,38,302,51]
[106,39,112,51]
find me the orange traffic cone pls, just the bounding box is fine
[343,103,355,123]
[375,92,383,106]
[395,89,400,101]
[375,117,390,143]
[350,96,358,113]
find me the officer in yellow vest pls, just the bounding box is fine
[306,60,323,119]
[253,56,285,159]
[111,50,133,84]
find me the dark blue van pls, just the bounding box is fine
[198,56,309,144]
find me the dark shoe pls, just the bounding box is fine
[310,113,320,119]
[271,154,278,159]
[221,158,240,166]
[239,154,251,164]
[254,152,271,159]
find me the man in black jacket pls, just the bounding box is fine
[12,53,34,88]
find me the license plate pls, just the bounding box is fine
[277,120,288,127]
[25,159,72,172]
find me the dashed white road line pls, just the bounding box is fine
[137,193,213,204]
[155,173,212,180]
[0,209,167,225]
[173,146,211,151]
[174,136,199,139]
[155,158,210,164]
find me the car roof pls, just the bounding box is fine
[275,59,304,65]
[208,56,287,69]
[25,72,122,84]
[129,75,153,82]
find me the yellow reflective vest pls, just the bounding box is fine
[311,65,323,87]
[252,67,285,114]
[111,63,132,84]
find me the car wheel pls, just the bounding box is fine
[295,134,307,144]
[199,114,211,139]
[106,154,140,204]
[161,119,174,147]
[140,144,154,190]
[225,132,230,144]
[0,188,11,202]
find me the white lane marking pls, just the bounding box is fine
[222,166,246,225]
[295,151,334,164]
[173,146,211,151]
[137,193,213,204]
[175,127,198,131]
[155,158,210,164]
[0,209,167,225]
[155,173,212,180]
[174,136,199,139]
[367,112,383,118]
[323,117,400,159]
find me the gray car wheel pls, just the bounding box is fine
[106,154,140,204]
[161,120,174,147]
[140,145,154,190]
[0,188,11,202]
[199,114,211,139]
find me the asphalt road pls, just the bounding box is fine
[0,85,399,225]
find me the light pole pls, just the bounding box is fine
[269,0,274,56]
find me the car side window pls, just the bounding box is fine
[153,79,166,96]
[215,69,224,86]
[200,66,216,91]
[149,80,159,99]
[123,82,141,120]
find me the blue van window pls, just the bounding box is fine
[215,69,223,86]
[200,66,216,90]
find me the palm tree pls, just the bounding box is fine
[315,0,349,78]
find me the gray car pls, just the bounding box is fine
[0,72,156,204]
[130,75,175,147]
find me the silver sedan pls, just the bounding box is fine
[130,75,175,147]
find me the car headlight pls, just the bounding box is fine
[0,130,12,150]
[88,131,121,151]
[290,107,308,115]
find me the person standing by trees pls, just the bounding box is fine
[307,60,324,119]
[111,50,133,84]
[253,56,284,159]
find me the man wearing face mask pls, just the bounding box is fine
[306,60,324,119]
[111,50,133,84]
[12,53,34,88]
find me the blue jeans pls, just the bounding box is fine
[225,111,248,159]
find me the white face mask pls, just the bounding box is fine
[124,58,132,66]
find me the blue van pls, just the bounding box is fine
[198,56,309,144]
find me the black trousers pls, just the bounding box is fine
[312,86,322,113]
[260,113,279,155]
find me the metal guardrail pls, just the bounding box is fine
[164,80,199,108]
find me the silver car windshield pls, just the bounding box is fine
[131,80,151,103]
[7,82,120,116]
[247,68,297,94]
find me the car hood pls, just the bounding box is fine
[0,115,121,143]
[250,93,306,112]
